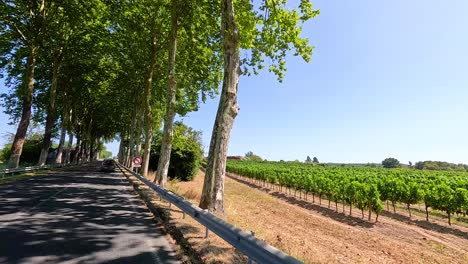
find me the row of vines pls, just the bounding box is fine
[226,161,468,225]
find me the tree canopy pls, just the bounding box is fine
[1,0,319,214]
[382,158,400,168]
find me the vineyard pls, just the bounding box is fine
[226,161,468,225]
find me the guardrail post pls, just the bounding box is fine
[204,209,209,238]
[247,231,256,264]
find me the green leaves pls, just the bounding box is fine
[226,160,468,223]
[235,0,319,82]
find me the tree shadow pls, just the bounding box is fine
[227,175,375,228]
[228,175,468,239]
[0,164,181,264]
[380,211,468,240]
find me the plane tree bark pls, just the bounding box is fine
[141,32,160,177]
[38,48,64,165]
[8,46,37,168]
[199,0,319,212]
[3,1,50,168]
[156,0,179,186]
[199,0,240,212]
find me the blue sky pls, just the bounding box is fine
[1,0,468,164]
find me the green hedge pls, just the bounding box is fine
[149,122,203,181]
[0,140,42,165]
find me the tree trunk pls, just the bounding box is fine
[79,141,86,162]
[407,203,412,218]
[141,32,159,177]
[392,201,396,213]
[126,143,132,167]
[425,203,429,221]
[89,139,95,161]
[94,138,99,160]
[73,135,80,163]
[55,122,67,164]
[8,46,37,169]
[128,116,136,165]
[157,2,179,187]
[38,51,62,165]
[65,130,73,164]
[118,133,125,164]
[136,141,142,156]
[77,139,84,163]
[447,211,451,226]
[368,206,372,221]
[349,203,352,216]
[376,213,380,223]
[199,0,240,213]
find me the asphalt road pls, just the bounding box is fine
[0,163,180,264]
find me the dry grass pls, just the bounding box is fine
[181,189,199,200]
[146,170,157,182]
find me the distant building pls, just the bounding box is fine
[227,156,245,160]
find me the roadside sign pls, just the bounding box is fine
[132,156,142,167]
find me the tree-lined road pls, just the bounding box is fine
[0,165,180,264]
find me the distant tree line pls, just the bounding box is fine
[245,151,262,161]
[414,161,468,172]
[381,158,468,172]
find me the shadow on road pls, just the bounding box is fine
[0,164,180,264]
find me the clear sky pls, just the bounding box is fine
[1,0,468,164]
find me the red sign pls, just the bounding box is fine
[132,156,142,167]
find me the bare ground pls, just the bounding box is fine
[127,169,468,264]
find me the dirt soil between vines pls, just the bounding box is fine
[154,170,468,263]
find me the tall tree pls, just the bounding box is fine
[1,0,50,168]
[199,0,241,211]
[156,0,179,186]
[156,0,222,186]
[200,0,319,212]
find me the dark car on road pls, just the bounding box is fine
[100,159,116,172]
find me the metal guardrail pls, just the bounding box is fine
[0,165,54,178]
[0,162,87,178]
[118,163,303,264]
